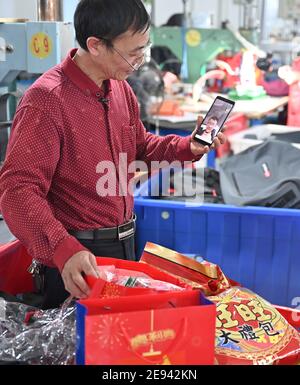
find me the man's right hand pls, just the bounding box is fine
[61,250,99,299]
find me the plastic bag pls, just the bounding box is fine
[97,265,184,292]
[208,287,300,365]
[0,297,76,365]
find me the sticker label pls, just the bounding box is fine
[30,33,52,59]
[186,30,201,47]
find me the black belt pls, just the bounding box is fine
[69,215,136,241]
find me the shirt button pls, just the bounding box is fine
[96,92,101,97]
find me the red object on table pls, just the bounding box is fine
[216,113,248,158]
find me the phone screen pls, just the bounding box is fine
[194,96,235,146]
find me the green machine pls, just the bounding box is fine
[151,26,243,84]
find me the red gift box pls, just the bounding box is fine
[77,290,216,365]
[140,242,238,296]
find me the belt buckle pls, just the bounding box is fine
[118,219,135,241]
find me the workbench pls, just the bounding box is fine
[147,94,289,139]
[181,94,289,121]
[146,94,289,167]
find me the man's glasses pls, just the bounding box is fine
[111,42,152,71]
[99,38,152,71]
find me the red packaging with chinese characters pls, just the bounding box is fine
[209,287,300,365]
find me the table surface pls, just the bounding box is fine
[147,94,289,132]
[181,94,289,120]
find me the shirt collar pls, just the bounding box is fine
[61,49,112,98]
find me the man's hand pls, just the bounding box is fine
[190,116,227,157]
[61,250,99,299]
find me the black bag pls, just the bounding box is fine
[219,140,300,208]
[157,167,224,204]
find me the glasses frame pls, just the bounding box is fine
[99,38,152,71]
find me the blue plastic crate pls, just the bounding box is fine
[134,171,300,307]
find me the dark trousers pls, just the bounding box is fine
[41,236,136,310]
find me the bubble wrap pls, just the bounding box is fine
[0,297,76,365]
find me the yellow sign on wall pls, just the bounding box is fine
[30,33,53,59]
[186,30,201,47]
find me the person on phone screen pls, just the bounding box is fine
[198,116,219,143]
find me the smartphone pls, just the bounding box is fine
[194,96,235,147]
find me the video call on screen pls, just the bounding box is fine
[203,99,233,126]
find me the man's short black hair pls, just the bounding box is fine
[74,0,151,50]
[208,116,218,122]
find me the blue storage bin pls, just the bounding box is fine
[134,171,300,307]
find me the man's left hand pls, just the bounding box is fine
[190,116,227,157]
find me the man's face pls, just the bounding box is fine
[206,118,218,132]
[95,29,151,81]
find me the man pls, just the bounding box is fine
[0,0,226,309]
[199,116,219,143]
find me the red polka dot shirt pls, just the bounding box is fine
[0,49,196,272]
